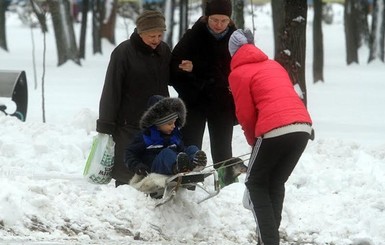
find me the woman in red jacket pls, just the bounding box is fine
[228,29,313,245]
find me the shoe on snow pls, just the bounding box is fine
[192,150,207,171]
[175,152,190,173]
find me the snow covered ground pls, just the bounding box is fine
[1,3,385,245]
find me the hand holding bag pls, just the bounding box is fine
[83,133,115,184]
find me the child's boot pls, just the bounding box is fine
[174,152,190,173]
[192,150,207,171]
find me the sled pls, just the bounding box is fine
[155,169,220,207]
[130,169,220,207]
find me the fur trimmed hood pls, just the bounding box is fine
[140,96,187,129]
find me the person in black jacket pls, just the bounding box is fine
[169,0,237,184]
[96,10,171,187]
[125,95,207,176]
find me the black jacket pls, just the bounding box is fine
[170,17,236,111]
[97,30,171,135]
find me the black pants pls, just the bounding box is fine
[180,105,234,167]
[111,125,139,186]
[244,132,309,245]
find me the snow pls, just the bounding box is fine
[1,3,385,245]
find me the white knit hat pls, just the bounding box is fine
[228,29,254,56]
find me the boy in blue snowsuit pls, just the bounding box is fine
[125,95,207,176]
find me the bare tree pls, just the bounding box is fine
[92,0,103,54]
[47,0,80,66]
[0,0,8,51]
[30,0,48,32]
[272,0,308,105]
[232,0,244,29]
[348,0,372,64]
[79,0,89,59]
[313,0,324,83]
[101,0,118,45]
[179,0,189,41]
[165,0,175,47]
[368,0,385,62]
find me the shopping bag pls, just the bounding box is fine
[83,133,115,184]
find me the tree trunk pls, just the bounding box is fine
[92,0,102,54]
[0,0,8,51]
[79,0,89,59]
[47,0,81,66]
[165,0,175,48]
[232,0,243,29]
[30,0,48,33]
[344,0,359,65]
[313,0,324,83]
[368,0,385,63]
[271,0,285,60]
[273,0,308,106]
[100,0,117,45]
[179,0,188,40]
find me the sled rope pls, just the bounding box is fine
[215,157,250,171]
[203,152,251,170]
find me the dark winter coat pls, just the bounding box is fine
[125,97,186,171]
[170,17,237,111]
[96,29,171,135]
[96,29,171,183]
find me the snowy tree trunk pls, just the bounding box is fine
[47,0,81,66]
[164,0,175,48]
[271,0,285,60]
[0,0,8,51]
[368,0,385,62]
[30,0,48,33]
[179,0,188,40]
[313,0,324,83]
[232,0,244,29]
[79,0,89,59]
[100,0,117,45]
[344,0,360,64]
[273,0,308,106]
[92,0,102,54]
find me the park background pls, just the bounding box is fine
[1,2,385,245]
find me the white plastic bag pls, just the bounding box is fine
[83,133,115,184]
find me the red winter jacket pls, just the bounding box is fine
[229,44,312,146]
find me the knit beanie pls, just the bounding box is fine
[205,0,232,17]
[136,10,166,34]
[228,29,254,56]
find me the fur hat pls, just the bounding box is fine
[228,29,254,56]
[140,95,186,129]
[136,10,166,34]
[205,0,232,17]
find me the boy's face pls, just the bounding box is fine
[157,119,177,135]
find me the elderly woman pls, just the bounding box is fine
[96,10,171,187]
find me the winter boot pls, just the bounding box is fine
[191,150,207,171]
[174,152,190,174]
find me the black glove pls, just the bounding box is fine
[135,163,150,176]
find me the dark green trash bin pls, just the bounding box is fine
[0,70,28,121]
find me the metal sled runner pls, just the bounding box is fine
[154,169,220,207]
